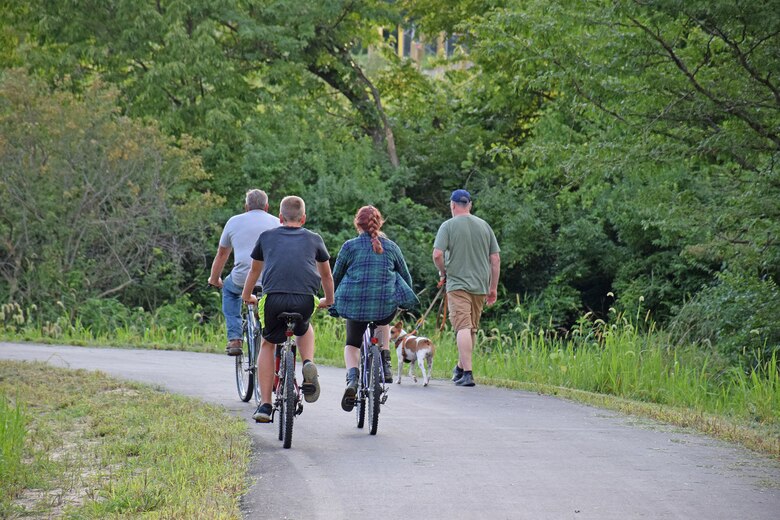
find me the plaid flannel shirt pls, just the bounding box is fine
[331,234,418,321]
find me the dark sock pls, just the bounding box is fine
[464,370,472,376]
[303,359,312,365]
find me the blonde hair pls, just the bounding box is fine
[280,196,305,223]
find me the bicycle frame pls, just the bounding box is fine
[272,314,304,449]
[356,322,389,435]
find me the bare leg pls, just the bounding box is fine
[258,339,276,404]
[295,323,315,362]
[376,324,390,351]
[344,344,360,369]
[456,328,474,371]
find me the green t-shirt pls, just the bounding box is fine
[433,214,500,294]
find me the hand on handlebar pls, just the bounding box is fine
[243,294,258,305]
[318,297,333,309]
[208,276,224,289]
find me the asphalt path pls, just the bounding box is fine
[1,342,779,519]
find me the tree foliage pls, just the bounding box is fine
[1,0,778,363]
[0,69,217,310]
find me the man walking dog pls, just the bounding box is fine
[432,189,500,387]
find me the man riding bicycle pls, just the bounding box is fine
[241,195,334,423]
[208,189,279,355]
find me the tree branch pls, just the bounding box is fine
[627,14,780,150]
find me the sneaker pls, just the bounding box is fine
[301,361,320,403]
[253,403,273,423]
[381,350,394,383]
[454,371,475,387]
[452,364,464,382]
[341,368,359,412]
[226,339,243,356]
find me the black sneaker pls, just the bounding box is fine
[452,364,464,382]
[341,368,359,412]
[381,350,394,383]
[253,403,273,423]
[454,372,475,387]
[301,361,320,403]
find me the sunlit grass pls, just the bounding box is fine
[0,361,249,518]
[3,302,778,457]
[0,396,26,513]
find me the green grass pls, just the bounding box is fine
[2,307,779,458]
[0,361,250,518]
[313,313,780,456]
[1,396,26,509]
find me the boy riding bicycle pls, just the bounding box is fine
[241,195,335,422]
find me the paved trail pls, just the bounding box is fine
[2,342,779,519]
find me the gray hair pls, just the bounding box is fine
[280,195,305,223]
[245,189,268,210]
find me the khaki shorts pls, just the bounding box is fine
[447,290,485,332]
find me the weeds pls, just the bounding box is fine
[0,396,27,513]
[0,361,249,518]
[2,300,778,457]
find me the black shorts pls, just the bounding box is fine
[261,293,316,344]
[345,311,397,347]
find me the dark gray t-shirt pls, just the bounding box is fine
[250,226,330,295]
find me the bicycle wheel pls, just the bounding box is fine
[355,348,366,428]
[235,318,253,402]
[367,344,382,435]
[280,347,296,449]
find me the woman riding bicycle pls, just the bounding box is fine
[330,205,419,412]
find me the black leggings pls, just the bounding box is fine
[345,312,396,347]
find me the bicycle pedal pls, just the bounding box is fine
[296,403,304,416]
[381,394,388,405]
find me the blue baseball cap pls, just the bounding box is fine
[450,189,472,204]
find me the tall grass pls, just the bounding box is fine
[0,396,27,513]
[1,301,224,352]
[466,315,779,427]
[3,301,778,454]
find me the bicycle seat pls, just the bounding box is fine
[277,312,304,322]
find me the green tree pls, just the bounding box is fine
[0,69,218,310]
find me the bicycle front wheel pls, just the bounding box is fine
[280,347,296,449]
[367,344,382,435]
[235,320,254,402]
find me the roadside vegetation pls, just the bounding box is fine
[0,361,249,518]
[1,0,778,504]
[3,300,778,459]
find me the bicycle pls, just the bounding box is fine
[355,321,389,435]
[271,312,305,449]
[235,297,261,404]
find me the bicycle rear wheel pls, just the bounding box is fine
[280,347,296,449]
[367,344,382,435]
[235,319,254,402]
[355,348,366,428]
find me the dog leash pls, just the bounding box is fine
[410,283,446,336]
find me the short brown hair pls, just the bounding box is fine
[280,196,305,223]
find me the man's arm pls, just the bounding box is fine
[487,252,500,306]
[317,260,335,308]
[241,259,263,304]
[432,248,446,280]
[208,246,232,288]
